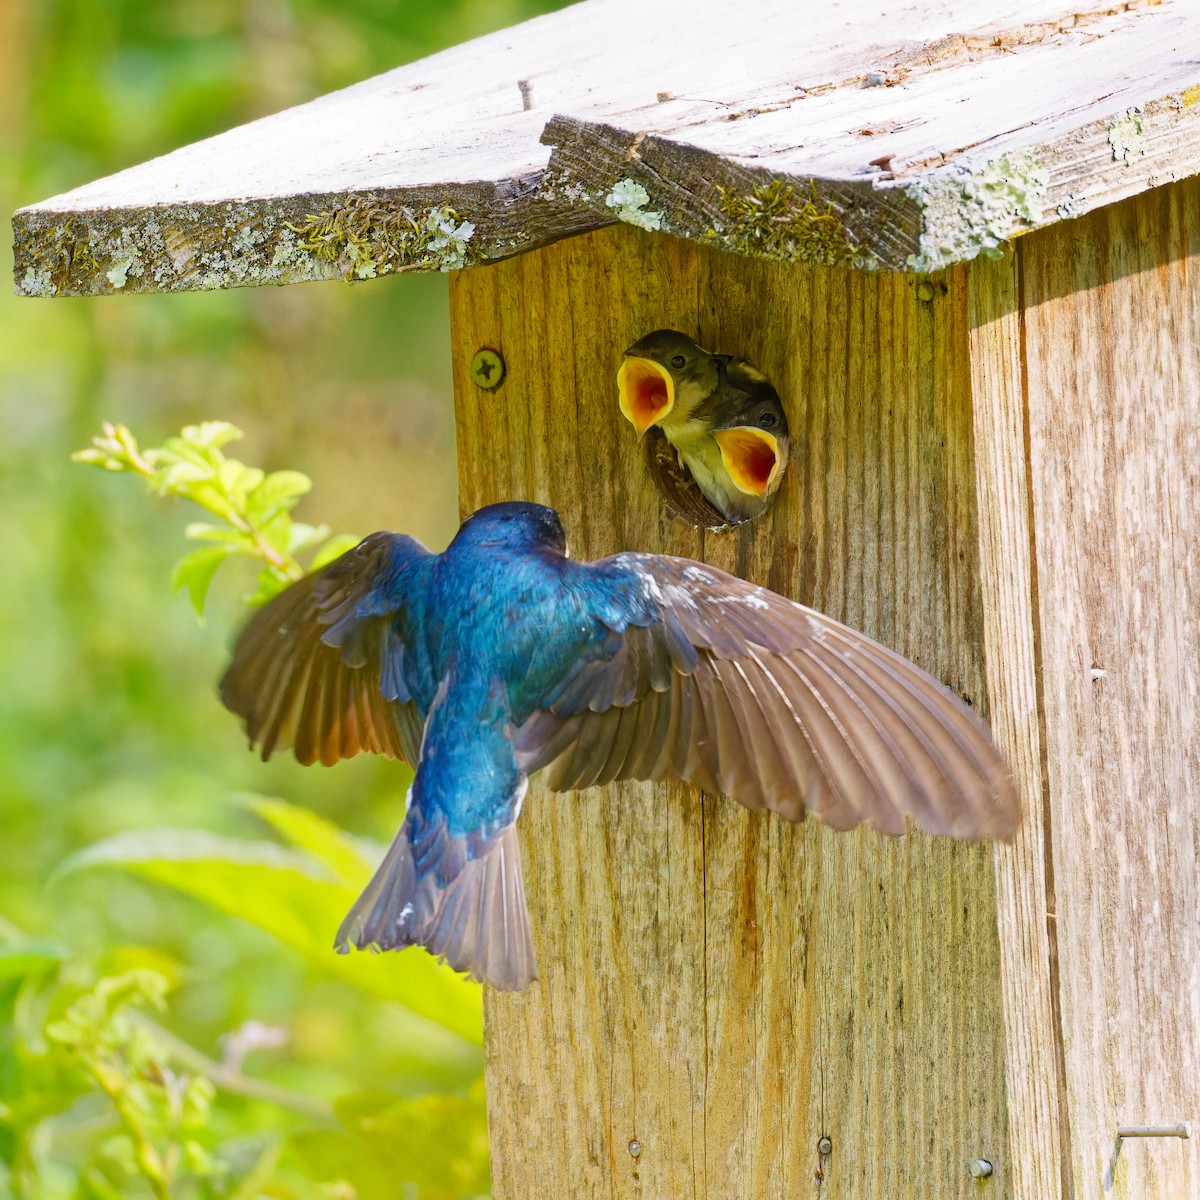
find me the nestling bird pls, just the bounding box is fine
[221,502,1018,991]
[618,330,789,524]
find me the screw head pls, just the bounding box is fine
[628,1139,641,1158]
[818,1136,832,1156]
[470,348,505,390]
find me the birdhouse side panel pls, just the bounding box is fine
[969,248,1071,1200]
[450,225,1009,1200]
[1019,177,1200,1199]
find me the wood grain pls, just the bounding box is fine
[451,224,1009,1199]
[968,247,1070,1200]
[1017,176,1200,1199]
[15,0,1200,294]
[543,2,1200,272]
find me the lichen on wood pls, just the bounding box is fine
[705,179,862,269]
[13,188,504,297]
[1108,107,1147,161]
[14,203,337,297]
[13,0,1200,295]
[287,198,477,277]
[602,179,664,232]
[906,152,1049,272]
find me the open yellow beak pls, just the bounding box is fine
[713,428,783,497]
[618,356,674,436]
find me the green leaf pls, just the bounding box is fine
[170,545,233,615]
[182,421,243,449]
[217,460,265,506]
[157,460,212,492]
[244,565,293,608]
[246,470,312,525]
[311,533,361,570]
[0,941,69,981]
[334,1084,490,1199]
[287,522,331,555]
[183,522,256,549]
[55,831,340,950]
[240,796,376,889]
[55,830,483,1043]
[224,1140,283,1200]
[180,479,238,521]
[255,511,294,557]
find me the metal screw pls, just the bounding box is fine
[817,1136,832,1156]
[470,348,505,390]
[628,1139,641,1157]
[917,281,936,302]
[968,1159,994,1179]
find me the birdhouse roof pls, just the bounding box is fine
[13,0,1200,296]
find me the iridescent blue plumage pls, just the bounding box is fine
[221,502,1018,989]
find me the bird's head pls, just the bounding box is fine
[453,502,567,555]
[617,329,716,436]
[710,387,790,500]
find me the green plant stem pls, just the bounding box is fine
[225,510,301,578]
[128,1013,335,1122]
[108,431,298,578]
[85,1055,173,1200]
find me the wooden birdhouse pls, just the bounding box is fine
[14,1,1200,1196]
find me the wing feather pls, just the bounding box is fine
[517,554,1018,840]
[220,532,429,766]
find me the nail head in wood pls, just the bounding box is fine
[818,1136,832,1156]
[628,1139,641,1157]
[968,1159,994,1178]
[470,348,505,390]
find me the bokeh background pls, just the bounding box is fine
[1,2,568,1196]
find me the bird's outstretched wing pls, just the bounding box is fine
[220,532,430,766]
[515,554,1019,840]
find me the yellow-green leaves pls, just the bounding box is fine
[73,421,358,616]
[44,970,220,1200]
[55,797,484,1045]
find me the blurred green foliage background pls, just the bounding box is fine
[0,0,567,1195]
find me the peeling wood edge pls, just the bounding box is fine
[541,87,1200,274]
[541,115,918,271]
[12,83,1200,296]
[10,176,611,298]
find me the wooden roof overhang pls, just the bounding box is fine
[12,0,1200,297]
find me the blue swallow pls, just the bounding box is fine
[221,502,1017,989]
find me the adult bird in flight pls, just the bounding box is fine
[221,502,1018,990]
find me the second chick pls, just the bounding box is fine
[618,329,789,524]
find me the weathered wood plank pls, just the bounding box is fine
[1019,176,1200,1198]
[543,1,1200,273]
[451,224,1009,1199]
[968,248,1070,1200]
[14,0,1200,295]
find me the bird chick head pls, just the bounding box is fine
[618,329,716,437]
[711,391,790,500]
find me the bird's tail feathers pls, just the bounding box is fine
[335,809,537,991]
